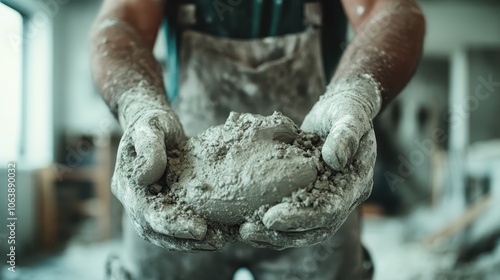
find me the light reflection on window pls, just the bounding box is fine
[0,3,23,161]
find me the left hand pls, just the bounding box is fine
[239,76,382,249]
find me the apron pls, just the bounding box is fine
[112,3,372,280]
[174,26,325,136]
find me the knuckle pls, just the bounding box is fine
[110,175,122,195]
[110,180,119,195]
[331,126,357,142]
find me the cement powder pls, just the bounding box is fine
[151,112,358,243]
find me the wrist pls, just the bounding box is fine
[323,74,382,120]
[117,84,173,128]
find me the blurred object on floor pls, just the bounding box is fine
[457,140,500,264]
[363,213,500,280]
[423,195,492,247]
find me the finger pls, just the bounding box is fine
[132,125,167,185]
[343,130,376,206]
[113,127,221,252]
[262,200,345,232]
[322,115,368,170]
[140,198,224,252]
[117,180,219,252]
[144,202,208,241]
[154,227,226,252]
[137,221,222,252]
[353,129,377,178]
[239,222,332,249]
[111,139,127,200]
[263,131,376,233]
[111,133,138,201]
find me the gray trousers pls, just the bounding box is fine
[107,209,372,280]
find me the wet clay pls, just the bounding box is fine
[153,112,357,242]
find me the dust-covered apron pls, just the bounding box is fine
[174,26,325,136]
[114,3,372,280]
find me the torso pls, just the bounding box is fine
[164,1,347,135]
[116,4,369,280]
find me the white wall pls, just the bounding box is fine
[52,0,120,137]
[420,1,500,57]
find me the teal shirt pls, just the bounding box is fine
[164,0,346,101]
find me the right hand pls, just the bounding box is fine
[112,109,226,252]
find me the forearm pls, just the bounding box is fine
[333,0,425,109]
[90,13,170,125]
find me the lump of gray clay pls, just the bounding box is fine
[165,112,321,225]
[157,111,351,244]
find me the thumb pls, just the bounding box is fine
[132,125,167,185]
[322,115,368,170]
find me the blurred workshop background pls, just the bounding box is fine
[1,0,499,279]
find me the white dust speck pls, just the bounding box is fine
[356,6,365,16]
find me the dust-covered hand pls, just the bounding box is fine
[239,76,382,249]
[112,89,225,252]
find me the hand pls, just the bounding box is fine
[239,76,381,249]
[113,92,225,252]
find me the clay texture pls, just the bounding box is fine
[149,112,357,245]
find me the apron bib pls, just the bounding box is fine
[173,26,326,136]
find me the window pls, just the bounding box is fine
[0,3,24,162]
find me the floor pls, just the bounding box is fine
[2,215,499,280]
